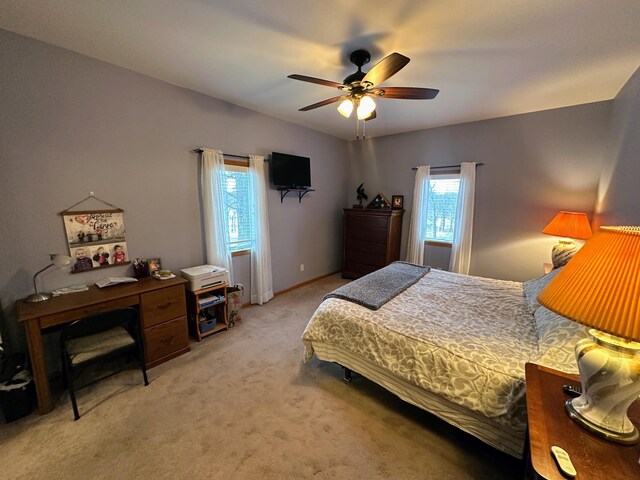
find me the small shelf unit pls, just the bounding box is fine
[185,283,229,341]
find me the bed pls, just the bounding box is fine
[302,264,588,458]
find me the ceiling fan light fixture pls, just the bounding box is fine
[289,49,438,128]
[356,95,376,120]
[337,99,354,118]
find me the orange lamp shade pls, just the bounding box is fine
[538,226,640,341]
[542,211,592,240]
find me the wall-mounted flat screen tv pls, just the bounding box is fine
[271,152,311,188]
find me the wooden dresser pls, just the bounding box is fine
[342,208,404,279]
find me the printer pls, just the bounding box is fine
[180,265,229,291]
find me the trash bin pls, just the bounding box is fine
[227,283,244,328]
[0,352,27,383]
[0,370,35,423]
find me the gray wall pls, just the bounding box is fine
[0,30,348,350]
[595,67,640,226]
[348,102,612,281]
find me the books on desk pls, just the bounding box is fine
[95,277,138,289]
[198,294,225,308]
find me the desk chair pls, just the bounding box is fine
[60,307,149,420]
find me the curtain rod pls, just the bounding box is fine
[191,148,250,160]
[411,162,484,171]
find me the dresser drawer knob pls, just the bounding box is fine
[156,302,171,309]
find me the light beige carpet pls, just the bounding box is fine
[0,274,521,479]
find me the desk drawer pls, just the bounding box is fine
[39,295,138,329]
[143,315,189,365]
[141,285,186,328]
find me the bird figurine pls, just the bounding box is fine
[356,183,368,207]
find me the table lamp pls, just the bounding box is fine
[25,254,73,303]
[538,226,640,444]
[542,211,592,268]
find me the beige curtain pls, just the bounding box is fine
[200,148,234,282]
[406,165,430,265]
[449,162,476,274]
[249,155,273,305]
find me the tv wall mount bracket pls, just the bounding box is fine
[277,187,315,203]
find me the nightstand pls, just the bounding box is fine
[524,363,640,479]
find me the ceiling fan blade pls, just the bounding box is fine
[299,95,346,111]
[365,110,377,121]
[361,53,410,87]
[287,74,344,89]
[372,87,439,100]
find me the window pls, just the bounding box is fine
[221,164,254,253]
[425,174,460,244]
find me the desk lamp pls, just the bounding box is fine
[542,211,592,268]
[538,226,640,444]
[25,254,73,303]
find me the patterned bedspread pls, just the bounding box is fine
[302,269,584,434]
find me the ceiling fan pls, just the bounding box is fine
[288,49,439,122]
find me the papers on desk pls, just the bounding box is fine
[95,277,138,288]
[51,285,89,296]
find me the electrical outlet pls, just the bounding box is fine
[300,264,305,272]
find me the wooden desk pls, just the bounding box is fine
[525,363,640,479]
[17,276,190,414]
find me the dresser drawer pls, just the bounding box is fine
[345,249,386,267]
[140,285,186,328]
[143,315,189,365]
[346,214,389,230]
[346,227,389,243]
[343,261,380,279]
[40,295,138,329]
[345,238,388,255]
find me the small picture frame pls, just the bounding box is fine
[147,258,161,275]
[392,195,404,209]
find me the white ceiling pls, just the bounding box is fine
[1,0,639,140]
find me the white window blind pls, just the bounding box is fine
[222,164,254,252]
[425,175,460,243]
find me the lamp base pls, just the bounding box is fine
[24,292,51,303]
[567,329,640,444]
[551,239,578,268]
[566,399,639,444]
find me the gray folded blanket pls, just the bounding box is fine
[324,261,431,310]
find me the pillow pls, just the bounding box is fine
[523,266,563,313]
[533,306,589,374]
